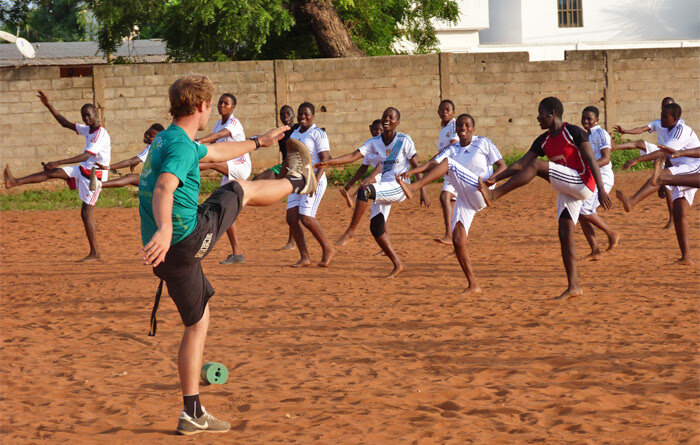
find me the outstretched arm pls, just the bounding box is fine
[199,162,229,176]
[37,90,75,130]
[141,172,178,267]
[579,141,611,210]
[200,126,288,163]
[197,128,231,144]
[315,149,364,168]
[110,156,141,171]
[43,152,92,170]
[660,145,700,158]
[613,124,650,135]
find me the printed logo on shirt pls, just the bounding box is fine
[195,233,213,258]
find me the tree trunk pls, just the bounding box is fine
[289,0,365,58]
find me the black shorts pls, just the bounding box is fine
[153,181,243,327]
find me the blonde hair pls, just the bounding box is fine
[168,75,214,118]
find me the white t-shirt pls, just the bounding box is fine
[137,145,150,163]
[437,118,458,153]
[75,124,110,170]
[435,136,502,179]
[290,124,330,166]
[588,125,613,180]
[656,121,700,169]
[213,115,248,164]
[648,118,684,134]
[358,133,417,182]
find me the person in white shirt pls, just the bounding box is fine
[578,106,619,260]
[315,107,430,278]
[197,94,250,264]
[612,96,678,228]
[397,113,506,293]
[285,102,335,268]
[100,123,164,188]
[616,102,699,264]
[4,90,111,261]
[435,99,460,245]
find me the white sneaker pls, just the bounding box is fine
[176,408,231,435]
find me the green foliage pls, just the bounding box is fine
[325,162,368,186]
[1,0,96,41]
[90,0,164,56]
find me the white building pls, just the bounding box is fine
[435,0,700,60]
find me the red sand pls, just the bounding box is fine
[1,171,698,443]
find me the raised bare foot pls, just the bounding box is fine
[78,253,101,262]
[583,251,602,261]
[396,175,413,200]
[386,263,406,279]
[650,156,664,186]
[460,285,482,295]
[318,245,336,267]
[280,241,295,250]
[4,165,17,189]
[339,188,354,208]
[334,231,355,246]
[291,258,312,268]
[663,219,673,229]
[607,232,620,251]
[554,287,583,300]
[477,178,492,206]
[615,190,631,213]
[674,257,694,266]
[433,236,452,245]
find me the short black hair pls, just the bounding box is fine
[81,103,96,114]
[456,113,475,127]
[280,104,293,112]
[662,102,682,120]
[298,102,315,114]
[370,119,381,127]
[582,106,599,118]
[384,107,400,120]
[221,93,237,106]
[661,97,675,106]
[539,97,563,118]
[149,123,165,132]
[439,99,455,110]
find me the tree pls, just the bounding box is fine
[288,0,363,58]
[89,0,164,57]
[1,0,96,41]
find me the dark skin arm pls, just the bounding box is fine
[484,150,539,185]
[37,90,75,130]
[43,152,91,170]
[598,147,612,168]
[110,156,142,171]
[199,162,229,176]
[345,164,370,190]
[197,128,232,144]
[315,149,364,168]
[659,145,700,158]
[623,150,666,170]
[613,124,650,135]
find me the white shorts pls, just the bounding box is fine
[580,171,614,216]
[548,162,594,224]
[641,141,659,156]
[221,158,252,185]
[668,163,700,205]
[369,180,407,220]
[61,165,105,206]
[442,177,457,196]
[286,174,327,217]
[445,158,488,234]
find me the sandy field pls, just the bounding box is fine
[1,171,698,443]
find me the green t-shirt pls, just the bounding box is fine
[139,124,208,246]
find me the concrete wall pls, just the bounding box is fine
[1,47,698,190]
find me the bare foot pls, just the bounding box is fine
[4,165,17,189]
[607,232,620,251]
[280,241,295,250]
[291,258,311,268]
[460,285,482,295]
[339,188,354,208]
[673,257,694,266]
[650,156,664,186]
[615,190,631,213]
[386,263,406,279]
[583,251,602,261]
[396,175,414,199]
[78,254,101,262]
[477,178,492,206]
[318,245,336,267]
[433,236,452,245]
[334,231,355,246]
[663,219,673,229]
[554,287,583,300]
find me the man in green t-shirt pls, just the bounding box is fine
[139,74,315,436]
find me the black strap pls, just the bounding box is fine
[148,279,164,336]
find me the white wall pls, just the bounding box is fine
[480,0,700,45]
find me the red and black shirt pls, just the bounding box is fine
[529,123,594,191]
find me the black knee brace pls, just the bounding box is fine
[357,184,376,202]
[370,214,386,238]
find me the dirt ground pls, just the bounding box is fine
[1,171,698,444]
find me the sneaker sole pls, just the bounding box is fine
[176,427,231,436]
[285,138,317,195]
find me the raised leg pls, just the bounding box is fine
[100,173,140,188]
[5,164,68,188]
[484,158,549,204]
[615,178,659,212]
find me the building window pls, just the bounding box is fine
[558,0,583,28]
